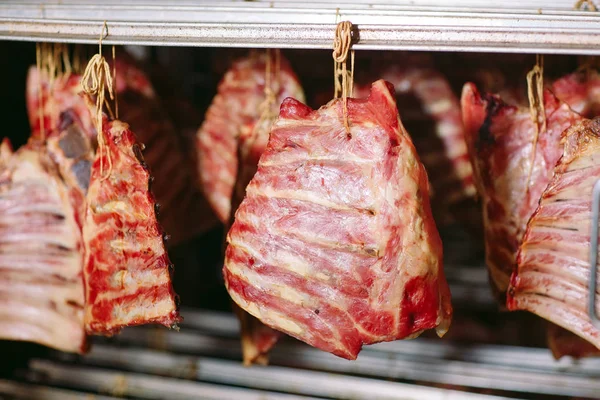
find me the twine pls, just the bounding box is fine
[525,54,546,193]
[332,21,354,137]
[574,0,598,11]
[81,21,116,181]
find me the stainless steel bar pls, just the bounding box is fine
[105,326,600,398]
[63,344,520,400]
[25,360,325,400]
[589,179,600,328]
[2,1,600,53]
[147,309,600,373]
[0,379,120,400]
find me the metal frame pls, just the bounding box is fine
[2,1,600,53]
[589,179,600,328]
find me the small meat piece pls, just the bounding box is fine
[197,52,305,223]
[508,117,600,353]
[547,323,600,359]
[113,55,216,246]
[82,120,180,334]
[461,83,583,297]
[0,142,86,353]
[233,303,280,365]
[224,80,452,360]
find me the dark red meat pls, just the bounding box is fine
[113,55,216,246]
[224,80,451,360]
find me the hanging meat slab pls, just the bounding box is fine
[224,80,452,360]
[507,117,600,352]
[0,140,86,353]
[82,119,180,334]
[461,83,583,298]
[196,52,305,223]
[112,55,215,246]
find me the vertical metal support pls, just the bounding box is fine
[589,179,600,328]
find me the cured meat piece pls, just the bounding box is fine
[112,55,215,246]
[355,66,479,231]
[196,52,305,223]
[508,117,600,353]
[82,119,179,334]
[0,141,86,353]
[461,83,583,297]
[224,80,452,360]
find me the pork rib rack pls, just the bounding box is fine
[0,140,86,353]
[461,83,583,298]
[82,119,180,334]
[196,52,305,223]
[508,117,600,353]
[224,80,452,360]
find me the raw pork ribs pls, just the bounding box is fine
[508,117,600,351]
[83,120,179,334]
[224,80,452,359]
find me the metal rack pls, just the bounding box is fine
[1,308,600,400]
[2,1,600,53]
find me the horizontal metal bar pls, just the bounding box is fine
[175,309,600,374]
[25,359,324,400]
[105,325,600,398]
[2,0,600,53]
[0,379,120,400]
[61,344,520,400]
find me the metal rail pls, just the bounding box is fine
[589,179,600,328]
[2,1,600,53]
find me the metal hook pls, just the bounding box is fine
[588,179,600,328]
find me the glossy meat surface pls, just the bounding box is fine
[0,142,86,352]
[224,80,451,360]
[196,53,305,223]
[461,83,583,296]
[508,117,600,352]
[82,120,179,334]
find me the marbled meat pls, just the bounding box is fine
[508,117,600,353]
[224,80,452,360]
[196,52,305,223]
[461,83,583,297]
[82,119,179,334]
